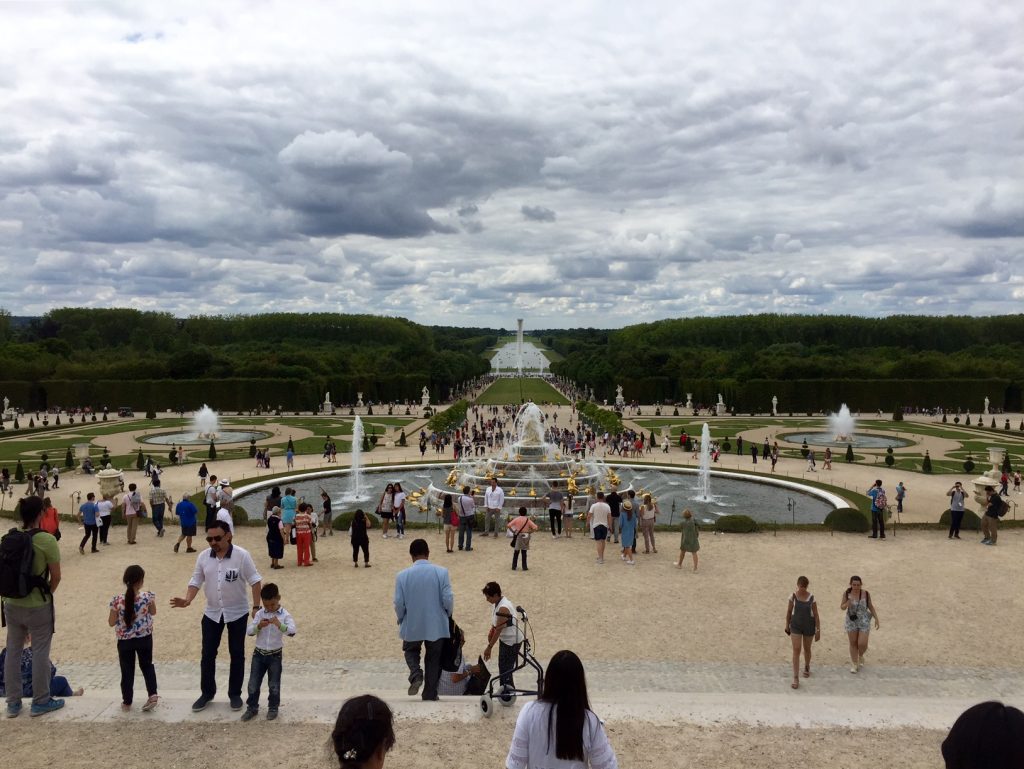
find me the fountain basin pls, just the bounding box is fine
[140,430,271,445]
[234,463,846,525]
[780,432,913,449]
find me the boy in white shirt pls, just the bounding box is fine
[241,583,296,721]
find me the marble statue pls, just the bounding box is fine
[421,386,430,408]
[357,392,364,408]
[771,395,778,416]
[984,396,990,415]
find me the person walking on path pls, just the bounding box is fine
[981,485,1006,546]
[484,478,505,538]
[97,493,113,546]
[605,486,621,545]
[170,521,263,712]
[108,564,158,712]
[78,492,100,554]
[867,480,887,539]
[123,483,144,545]
[675,509,700,571]
[2,496,64,718]
[457,486,476,552]
[393,538,453,701]
[618,501,637,565]
[508,507,538,571]
[895,482,908,514]
[785,576,820,689]
[841,575,880,674]
[586,492,611,565]
[174,493,199,554]
[639,493,658,554]
[947,482,967,539]
[350,509,372,567]
[148,479,169,538]
[482,581,525,694]
[442,494,457,553]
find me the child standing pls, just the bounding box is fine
[107,565,158,711]
[294,503,313,567]
[676,509,700,571]
[242,583,296,721]
[267,506,284,570]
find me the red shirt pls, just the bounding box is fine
[40,507,60,535]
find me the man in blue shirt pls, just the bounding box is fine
[174,493,199,554]
[867,479,887,539]
[394,539,453,701]
[77,492,100,554]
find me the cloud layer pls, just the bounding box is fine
[1,1,1021,327]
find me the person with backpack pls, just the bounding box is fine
[867,480,888,539]
[982,485,1007,546]
[2,495,64,717]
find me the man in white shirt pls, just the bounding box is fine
[170,521,263,712]
[483,478,505,537]
[587,492,611,564]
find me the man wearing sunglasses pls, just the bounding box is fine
[170,521,262,712]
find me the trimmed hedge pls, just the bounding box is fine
[714,514,759,533]
[427,400,469,434]
[824,508,870,532]
[333,510,381,531]
[576,400,623,435]
[938,509,982,531]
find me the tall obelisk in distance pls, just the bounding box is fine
[516,318,524,376]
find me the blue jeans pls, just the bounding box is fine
[458,518,473,550]
[245,650,282,711]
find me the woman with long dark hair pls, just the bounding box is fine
[350,509,372,567]
[332,694,395,768]
[376,483,395,539]
[505,650,618,769]
[108,564,158,711]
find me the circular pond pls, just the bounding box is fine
[782,432,913,449]
[141,430,271,446]
[235,464,842,525]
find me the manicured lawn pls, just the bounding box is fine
[475,378,569,405]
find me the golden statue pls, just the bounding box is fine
[445,469,459,487]
[567,476,579,494]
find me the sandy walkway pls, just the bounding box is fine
[3,405,1022,769]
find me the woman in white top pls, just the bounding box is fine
[482,582,525,693]
[506,650,617,769]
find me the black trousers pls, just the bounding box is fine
[948,509,964,537]
[871,510,886,537]
[80,524,98,551]
[99,516,111,544]
[200,614,248,699]
[512,550,528,569]
[204,504,217,528]
[352,541,369,563]
[498,641,521,690]
[548,511,561,535]
[117,635,158,705]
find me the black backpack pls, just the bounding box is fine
[0,528,48,601]
[440,616,463,672]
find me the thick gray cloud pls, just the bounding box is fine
[0,0,1021,326]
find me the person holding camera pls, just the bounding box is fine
[841,576,880,674]
[947,482,967,539]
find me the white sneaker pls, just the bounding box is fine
[850,664,858,674]
[382,533,388,539]
[626,560,635,565]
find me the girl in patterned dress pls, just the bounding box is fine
[840,575,880,674]
[108,565,159,711]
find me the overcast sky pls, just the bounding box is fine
[1,1,1022,329]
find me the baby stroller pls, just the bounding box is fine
[479,604,544,717]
